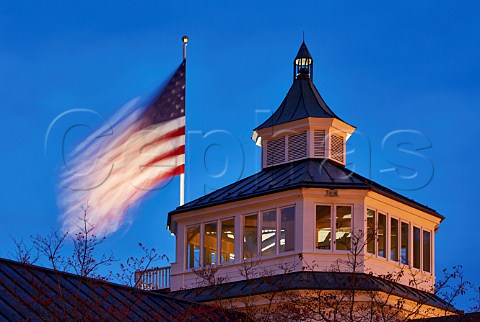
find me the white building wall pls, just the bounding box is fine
[170,188,441,292]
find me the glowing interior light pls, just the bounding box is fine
[295,58,312,65]
[261,231,275,241]
[261,243,275,252]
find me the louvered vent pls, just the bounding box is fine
[266,137,286,166]
[288,131,307,161]
[331,135,344,163]
[313,130,326,157]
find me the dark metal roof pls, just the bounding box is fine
[166,271,456,312]
[254,78,350,131]
[294,41,312,61]
[0,257,240,321]
[254,41,353,131]
[413,313,480,321]
[169,159,442,222]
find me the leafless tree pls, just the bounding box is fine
[9,235,39,265]
[5,205,178,320]
[31,228,68,271]
[66,205,116,278]
[117,242,168,288]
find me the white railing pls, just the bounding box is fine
[135,266,171,290]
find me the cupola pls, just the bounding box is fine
[252,41,355,168]
[294,41,313,80]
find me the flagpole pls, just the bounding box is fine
[180,36,188,206]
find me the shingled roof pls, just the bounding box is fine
[0,257,240,321]
[169,159,442,222]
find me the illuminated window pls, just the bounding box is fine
[316,205,331,250]
[413,226,421,269]
[401,222,409,265]
[280,206,295,253]
[336,206,352,251]
[203,223,217,266]
[378,213,386,258]
[315,205,352,252]
[391,218,399,261]
[366,209,375,254]
[363,210,432,271]
[220,219,235,263]
[262,210,277,256]
[423,230,431,273]
[243,214,258,259]
[240,206,296,259]
[186,225,200,269]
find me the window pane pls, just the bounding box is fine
[204,223,217,266]
[423,231,431,273]
[220,219,235,263]
[413,226,421,269]
[262,210,277,256]
[316,205,331,250]
[367,209,375,254]
[401,222,409,264]
[186,225,200,269]
[391,218,399,261]
[336,206,352,251]
[280,206,295,252]
[243,214,258,259]
[378,213,386,257]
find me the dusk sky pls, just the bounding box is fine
[1,1,479,309]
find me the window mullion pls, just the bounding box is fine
[257,211,261,256]
[331,204,335,251]
[217,221,221,265]
[276,208,280,255]
[199,223,204,267]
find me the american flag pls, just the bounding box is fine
[59,60,186,235]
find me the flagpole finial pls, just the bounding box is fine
[182,35,188,60]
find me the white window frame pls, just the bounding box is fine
[241,204,297,260]
[219,218,236,265]
[314,203,354,253]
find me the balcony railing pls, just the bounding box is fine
[134,266,171,290]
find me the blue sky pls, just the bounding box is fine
[1,0,479,309]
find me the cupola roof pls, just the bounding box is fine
[255,41,353,131]
[254,77,341,131]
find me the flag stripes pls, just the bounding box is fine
[59,61,186,235]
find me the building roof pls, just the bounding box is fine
[0,257,240,321]
[254,41,353,131]
[166,271,456,313]
[254,77,349,131]
[294,41,313,62]
[414,313,480,321]
[169,158,442,222]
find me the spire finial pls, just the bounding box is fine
[182,35,189,60]
[302,31,305,42]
